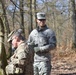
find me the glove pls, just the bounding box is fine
[28,41,35,50]
[34,47,40,53]
[28,41,35,46]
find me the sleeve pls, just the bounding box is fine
[17,51,27,59]
[10,49,27,65]
[17,51,28,65]
[27,33,35,51]
[27,34,32,44]
[36,31,57,53]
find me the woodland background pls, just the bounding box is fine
[0,0,76,75]
[0,0,76,48]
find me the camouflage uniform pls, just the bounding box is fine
[28,25,57,75]
[6,37,33,75]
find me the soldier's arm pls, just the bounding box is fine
[27,33,33,43]
[34,32,57,53]
[39,36,56,52]
[10,50,27,66]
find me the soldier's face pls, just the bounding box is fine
[37,19,46,27]
[12,35,18,48]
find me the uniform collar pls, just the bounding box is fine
[37,25,48,32]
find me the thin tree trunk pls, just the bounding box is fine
[12,5,16,29]
[19,0,25,37]
[70,0,76,49]
[28,0,33,34]
[32,0,37,28]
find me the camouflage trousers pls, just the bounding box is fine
[33,61,51,75]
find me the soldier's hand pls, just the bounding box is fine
[28,41,35,46]
[34,47,40,53]
[27,41,35,50]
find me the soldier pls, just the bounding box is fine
[27,12,57,75]
[6,29,33,75]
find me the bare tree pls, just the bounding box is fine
[32,0,37,28]
[0,0,12,59]
[0,17,7,75]
[19,0,25,37]
[70,0,76,49]
[28,0,33,34]
[0,0,10,34]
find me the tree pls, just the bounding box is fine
[70,0,76,49]
[28,0,33,34]
[19,0,25,37]
[0,0,12,58]
[0,17,7,75]
[32,0,36,28]
[0,0,10,34]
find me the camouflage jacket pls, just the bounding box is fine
[6,42,33,74]
[28,25,57,62]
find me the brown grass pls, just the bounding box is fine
[51,44,76,63]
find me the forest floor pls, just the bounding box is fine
[51,47,76,75]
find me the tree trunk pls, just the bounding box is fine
[70,0,76,49]
[12,5,16,29]
[19,0,25,37]
[0,17,7,75]
[28,0,33,34]
[0,0,11,60]
[32,0,37,28]
[0,0,10,34]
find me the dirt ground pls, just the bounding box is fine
[51,48,76,75]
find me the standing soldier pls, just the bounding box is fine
[6,29,33,75]
[27,12,57,75]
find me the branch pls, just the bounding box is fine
[10,0,23,11]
